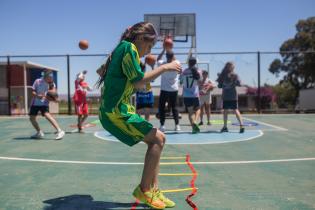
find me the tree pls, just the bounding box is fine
[271,81,297,109]
[269,17,315,103]
[246,85,276,109]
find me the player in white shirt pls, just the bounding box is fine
[157,49,181,132]
[29,71,65,140]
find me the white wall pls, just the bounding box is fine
[299,88,315,111]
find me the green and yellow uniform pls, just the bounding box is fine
[99,40,153,146]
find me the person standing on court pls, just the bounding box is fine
[136,62,154,121]
[29,71,65,140]
[180,57,202,133]
[217,62,244,133]
[73,70,92,133]
[157,49,181,132]
[199,70,215,126]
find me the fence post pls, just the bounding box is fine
[66,55,71,115]
[6,56,11,115]
[257,51,261,113]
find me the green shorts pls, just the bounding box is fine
[99,111,153,146]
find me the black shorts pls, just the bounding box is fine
[29,106,49,116]
[137,103,153,109]
[223,100,238,109]
[184,97,200,110]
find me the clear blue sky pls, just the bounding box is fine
[0,0,314,93]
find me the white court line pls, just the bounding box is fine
[1,114,314,120]
[0,156,142,165]
[94,130,264,145]
[192,157,315,165]
[0,156,314,165]
[243,114,315,117]
[243,117,288,131]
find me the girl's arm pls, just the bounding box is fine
[157,48,165,62]
[32,90,45,99]
[134,61,181,89]
[234,74,241,86]
[86,86,93,91]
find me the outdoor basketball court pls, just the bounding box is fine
[0,113,314,209]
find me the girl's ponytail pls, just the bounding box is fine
[95,53,112,88]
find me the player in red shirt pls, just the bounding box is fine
[73,70,92,133]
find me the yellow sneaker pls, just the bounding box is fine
[155,189,176,208]
[133,185,166,209]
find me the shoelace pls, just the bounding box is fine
[155,190,169,202]
[146,190,159,203]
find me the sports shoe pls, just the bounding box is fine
[192,123,200,134]
[207,121,211,125]
[159,125,165,132]
[198,121,203,126]
[55,130,65,140]
[78,126,85,133]
[133,185,166,209]
[240,126,245,133]
[175,124,181,131]
[155,189,176,208]
[220,127,229,133]
[31,130,44,139]
[78,129,85,134]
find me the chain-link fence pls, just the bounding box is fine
[0,51,313,115]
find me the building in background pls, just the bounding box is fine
[0,61,58,115]
[297,88,315,112]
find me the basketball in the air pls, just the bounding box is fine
[145,54,156,66]
[79,40,89,50]
[163,37,173,50]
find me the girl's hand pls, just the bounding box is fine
[163,60,182,73]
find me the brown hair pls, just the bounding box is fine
[216,62,236,84]
[96,22,158,88]
[188,57,200,80]
[202,70,208,75]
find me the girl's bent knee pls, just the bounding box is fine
[144,128,166,147]
[155,130,165,147]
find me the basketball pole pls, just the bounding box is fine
[66,55,71,115]
[257,51,261,114]
[6,56,11,116]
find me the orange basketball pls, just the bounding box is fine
[145,54,156,66]
[79,40,89,50]
[163,37,173,50]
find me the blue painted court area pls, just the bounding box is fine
[94,129,263,144]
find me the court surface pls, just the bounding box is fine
[0,114,314,210]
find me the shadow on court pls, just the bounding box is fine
[13,137,60,141]
[43,194,148,210]
[12,132,77,141]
